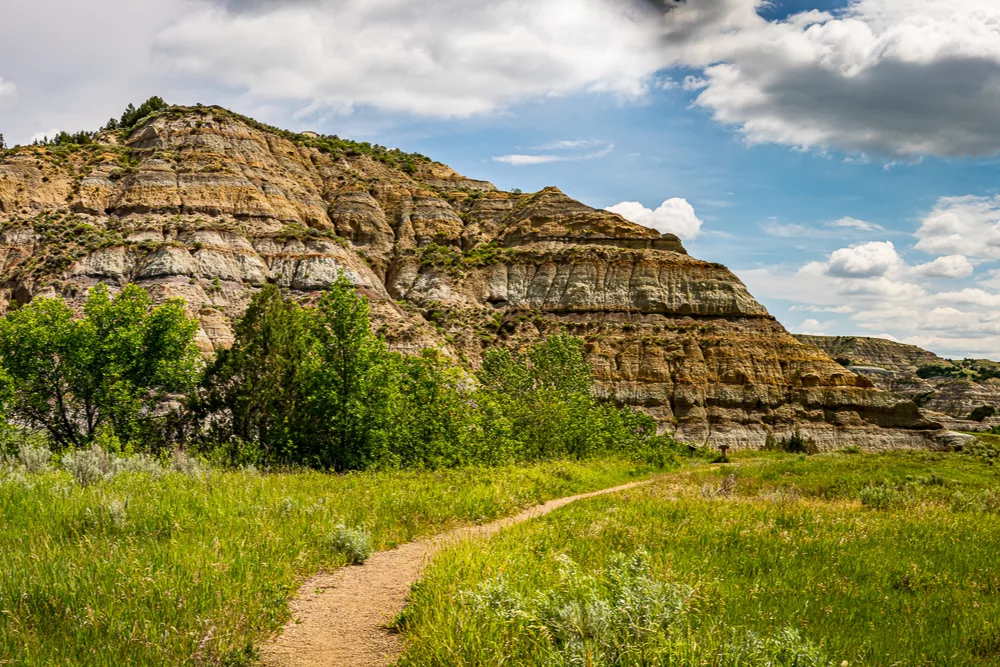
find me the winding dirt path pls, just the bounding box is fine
[259,478,653,667]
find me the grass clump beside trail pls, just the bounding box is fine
[396,450,1000,666]
[0,453,669,666]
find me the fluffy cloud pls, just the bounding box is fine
[154,0,667,117]
[0,76,16,108]
[913,255,975,279]
[914,195,1000,259]
[678,0,1000,158]
[3,0,998,160]
[799,318,834,335]
[826,241,901,278]
[737,200,1000,357]
[605,198,703,240]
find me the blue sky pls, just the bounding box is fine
[3,0,1000,357]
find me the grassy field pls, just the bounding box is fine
[0,456,668,666]
[396,450,1000,666]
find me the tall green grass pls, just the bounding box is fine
[0,457,665,665]
[397,451,1000,666]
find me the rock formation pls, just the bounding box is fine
[796,334,1000,427]
[0,105,955,450]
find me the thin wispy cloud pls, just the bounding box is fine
[535,139,606,150]
[827,217,885,233]
[763,217,886,238]
[493,141,614,166]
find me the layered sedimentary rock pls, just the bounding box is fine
[0,106,955,449]
[795,335,953,374]
[796,334,1000,426]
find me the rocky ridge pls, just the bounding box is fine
[795,334,1000,426]
[0,106,954,449]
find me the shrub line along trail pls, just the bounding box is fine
[260,478,656,667]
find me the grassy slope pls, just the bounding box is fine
[397,451,1000,666]
[0,458,666,666]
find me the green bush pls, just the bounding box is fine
[764,430,816,454]
[34,130,97,147]
[964,435,1000,465]
[916,364,961,379]
[969,405,996,422]
[17,442,52,473]
[418,550,829,667]
[860,484,898,510]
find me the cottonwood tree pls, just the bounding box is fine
[0,284,201,451]
[199,283,314,462]
[307,272,397,471]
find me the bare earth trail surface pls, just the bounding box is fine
[260,478,654,667]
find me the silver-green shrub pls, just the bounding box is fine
[62,446,116,487]
[860,484,898,510]
[116,454,165,478]
[329,524,373,564]
[170,450,205,478]
[18,443,53,473]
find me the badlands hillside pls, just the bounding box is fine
[797,334,1000,423]
[0,104,953,449]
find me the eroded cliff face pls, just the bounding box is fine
[796,335,1000,425]
[793,335,954,374]
[0,106,948,449]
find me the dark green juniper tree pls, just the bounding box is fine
[0,284,201,451]
[103,96,168,132]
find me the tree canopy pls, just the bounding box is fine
[0,284,201,451]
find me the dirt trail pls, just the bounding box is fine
[259,478,653,667]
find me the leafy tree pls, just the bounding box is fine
[307,273,397,471]
[476,334,657,462]
[197,280,673,470]
[0,284,201,451]
[199,283,313,462]
[388,350,471,468]
[0,133,6,150]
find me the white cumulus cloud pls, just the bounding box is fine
[737,192,1000,359]
[914,195,1000,259]
[605,198,704,240]
[154,0,667,117]
[913,255,975,279]
[826,241,901,278]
